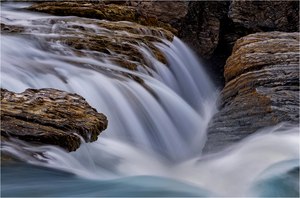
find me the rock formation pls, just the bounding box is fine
[179,1,299,86]
[1,88,108,151]
[1,23,24,33]
[2,1,299,156]
[204,32,299,153]
[179,1,228,59]
[24,2,175,74]
[28,2,177,34]
[229,1,299,32]
[126,0,188,30]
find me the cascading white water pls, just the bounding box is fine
[1,2,217,161]
[1,3,299,197]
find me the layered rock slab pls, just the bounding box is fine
[204,32,299,153]
[28,2,177,33]
[1,88,108,151]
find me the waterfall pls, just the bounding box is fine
[1,3,299,197]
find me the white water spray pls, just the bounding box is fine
[1,3,299,197]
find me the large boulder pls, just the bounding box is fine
[204,32,299,153]
[1,88,108,152]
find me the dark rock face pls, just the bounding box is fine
[179,1,229,59]
[127,0,188,30]
[179,1,299,86]
[179,1,230,86]
[229,1,299,32]
[1,88,108,151]
[204,32,299,153]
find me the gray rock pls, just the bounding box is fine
[204,32,300,153]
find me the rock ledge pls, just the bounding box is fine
[1,88,108,151]
[205,32,299,153]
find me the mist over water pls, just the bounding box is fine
[1,3,299,197]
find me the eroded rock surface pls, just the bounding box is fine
[204,32,299,153]
[229,1,299,32]
[28,2,177,33]
[127,0,188,30]
[3,13,174,85]
[1,23,24,33]
[179,1,299,86]
[179,1,228,59]
[20,3,175,76]
[1,88,108,151]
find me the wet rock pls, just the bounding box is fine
[179,1,299,87]
[178,1,230,86]
[179,1,228,59]
[3,6,174,85]
[27,17,174,82]
[1,23,24,33]
[23,15,173,86]
[204,32,299,153]
[229,1,299,32]
[1,88,108,152]
[55,19,171,66]
[127,1,188,30]
[26,2,175,73]
[28,2,177,33]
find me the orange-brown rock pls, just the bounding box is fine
[23,16,172,86]
[204,32,299,153]
[1,88,108,152]
[28,2,177,34]
[3,9,173,85]
[127,1,188,30]
[25,4,174,73]
[224,32,300,83]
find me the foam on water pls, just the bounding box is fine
[1,3,299,197]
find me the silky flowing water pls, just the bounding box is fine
[1,3,299,197]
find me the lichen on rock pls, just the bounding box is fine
[1,88,108,152]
